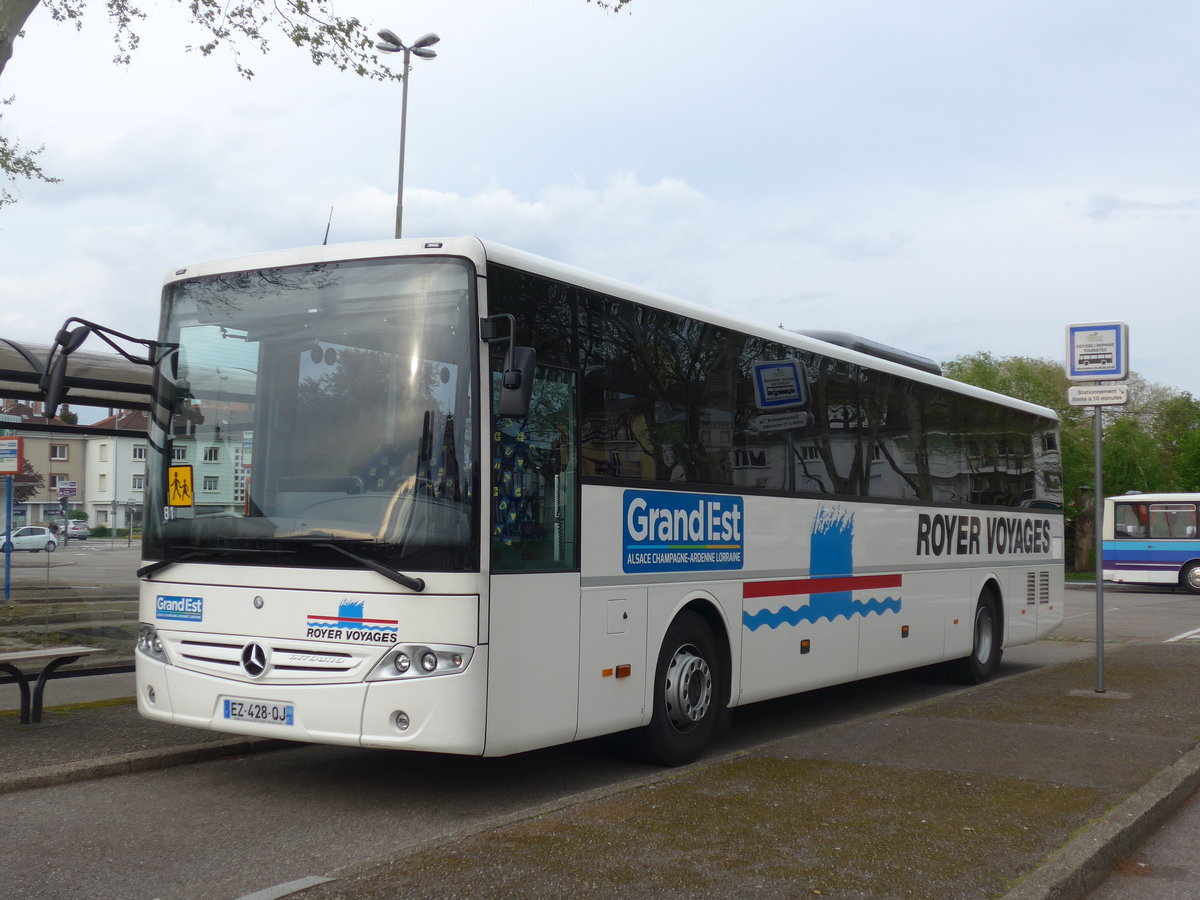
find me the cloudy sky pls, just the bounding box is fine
[2,0,1198,399]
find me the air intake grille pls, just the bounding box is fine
[1026,571,1051,606]
[163,633,380,684]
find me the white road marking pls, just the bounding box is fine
[1165,627,1200,643]
[234,876,333,900]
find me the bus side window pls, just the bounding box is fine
[1149,509,1170,539]
[1114,504,1146,538]
[490,363,579,571]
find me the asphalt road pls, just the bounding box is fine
[3,540,141,588]
[1057,581,1200,644]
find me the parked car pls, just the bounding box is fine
[1,526,58,552]
[67,521,90,540]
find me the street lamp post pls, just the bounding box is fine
[375,29,440,239]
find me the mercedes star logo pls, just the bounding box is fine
[241,642,268,678]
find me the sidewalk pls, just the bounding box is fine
[1,640,1198,898]
[0,671,285,793]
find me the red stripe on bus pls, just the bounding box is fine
[743,574,903,599]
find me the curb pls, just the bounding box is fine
[0,609,137,627]
[1003,742,1200,899]
[0,736,290,795]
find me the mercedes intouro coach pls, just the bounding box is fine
[49,237,1063,765]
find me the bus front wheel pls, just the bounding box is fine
[946,590,1002,684]
[631,611,723,767]
[1181,562,1200,595]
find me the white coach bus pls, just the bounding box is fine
[103,237,1062,765]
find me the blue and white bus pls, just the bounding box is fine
[1103,493,1200,594]
[86,237,1066,765]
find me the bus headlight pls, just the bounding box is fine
[367,644,473,681]
[137,624,168,662]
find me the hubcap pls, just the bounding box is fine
[664,644,712,732]
[1187,567,1200,591]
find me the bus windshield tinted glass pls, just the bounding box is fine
[144,257,479,573]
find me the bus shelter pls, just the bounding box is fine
[2,336,152,603]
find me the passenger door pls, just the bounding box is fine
[484,364,582,755]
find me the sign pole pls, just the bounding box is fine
[1,437,20,608]
[1093,407,1105,693]
[1066,321,1130,695]
[4,475,12,606]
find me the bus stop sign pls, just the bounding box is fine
[0,437,21,475]
[1066,322,1129,382]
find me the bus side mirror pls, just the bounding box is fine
[498,346,536,418]
[482,314,536,419]
[41,324,91,418]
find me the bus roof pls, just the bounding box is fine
[1105,493,1200,503]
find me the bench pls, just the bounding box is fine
[0,647,106,724]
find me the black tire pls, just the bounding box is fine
[45,541,56,553]
[630,610,723,766]
[946,590,1002,684]
[1181,562,1200,595]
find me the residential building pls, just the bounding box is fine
[1,400,86,527]
[85,410,149,530]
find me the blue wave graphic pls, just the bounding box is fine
[743,595,903,631]
[742,504,904,632]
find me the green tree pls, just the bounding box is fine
[1174,427,1200,491]
[1102,416,1171,495]
[942,351,1071,413]
[1149,392,1200,486]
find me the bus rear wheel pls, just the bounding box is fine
[631,610,723,767]
[1181,562,1200,595]
[946,590,1002,684]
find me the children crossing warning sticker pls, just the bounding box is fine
[168,465,194,506]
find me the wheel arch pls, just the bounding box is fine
[1179,559,1200,593]
[677,594,733,709]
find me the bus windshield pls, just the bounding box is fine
[143,256,479,574]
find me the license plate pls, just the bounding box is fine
[222,697,294,726]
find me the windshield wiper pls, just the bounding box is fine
[312,541,426,592]
[137,545,295,579]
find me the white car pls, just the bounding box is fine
[1,526,58,552]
